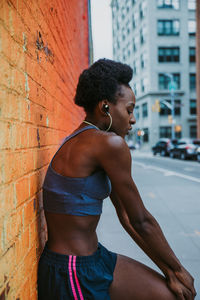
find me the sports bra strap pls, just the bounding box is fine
[50,125,99,165]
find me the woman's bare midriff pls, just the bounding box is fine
[45,211,101,256]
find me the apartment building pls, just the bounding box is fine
[111,0,197,148]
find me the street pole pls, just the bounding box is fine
[164,73,175,140]
[170,78,175,140]
[196,0,200,138]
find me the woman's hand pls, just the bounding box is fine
[166,269,196,300]
[174,266,196,298]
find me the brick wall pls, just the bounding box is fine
[0,0,89,298]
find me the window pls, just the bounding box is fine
[158,47,179,62]
[188,20,196,36]
[139,2,146,19]
[160,126,171,138]
[157,0,179,9]
[157,20,180,35]
[190,99,196,115]
[140,27,146,45]
[126,21,130,35]
[141,54,145,68]
[188,0,196,10]
[160,100,181,116]
[190,125,197,138]
[142,103,148,117]
[140,29,144,44]
[158,73,180,90]
[159,126,181,138]
[143,128,149,142]
[121,6,126,20]
[189,74,196,90]
[139,3,143,19]
[133,61,137,75]
[174,100,181,115]
[133,38,136,52]
[141,79,145,92]
[141,52,147,69]
[133,36,139,52]
[135,82,140,96]
[132,16,136,29]
[135,106,139,121]
[189,47,195,62]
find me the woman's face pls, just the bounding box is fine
[109,85,136,138]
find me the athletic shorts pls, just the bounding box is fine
[37,242,117,300]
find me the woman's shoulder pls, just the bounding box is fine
[93,130,129,157]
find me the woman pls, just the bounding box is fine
[37,59,196,300]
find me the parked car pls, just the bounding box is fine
[169,138,200,160]
[126,140,136,150]
[152,138,178,156]
[195,146,200,162]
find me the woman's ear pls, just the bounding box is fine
[98,100,109,115]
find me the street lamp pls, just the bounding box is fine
[164,73,176,140]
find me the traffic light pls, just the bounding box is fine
[155,99,160,112]
[175,125,182,132]
[152,99,160,112]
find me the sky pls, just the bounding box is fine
[90,0,113,61]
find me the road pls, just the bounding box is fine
[97,151,200,297]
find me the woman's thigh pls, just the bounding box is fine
[109,254,176,300]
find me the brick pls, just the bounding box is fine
[15,277,31,300]
[7,2,30,44]
[20,98,30,122]
[27,77,46,108]
[11,122,29,150]
[15,226,29,266]
[29,101,49,127]
[23,199,35,230]
[20,149,35,175]
[10,68,26,96]
[5,208,23,246]
[0,56,12,89]
[33,147,52,170]
[0,25,25,70]
[29,171,40,199]
[0,90,21,121]
[23,245,37,277]
[0,243,15,287]
[0,183,15,220]
[29,219,37,249]
[0,120,11,150]
[2,151,22,183]
[29,262,38,298]
[28,126,39,148]
[15,176,29,207]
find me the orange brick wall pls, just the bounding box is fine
[0,0,89,298]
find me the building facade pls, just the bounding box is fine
[111,0,197,149]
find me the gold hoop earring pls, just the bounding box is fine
[106,113,112,131]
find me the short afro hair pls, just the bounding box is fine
[74,59,133,113]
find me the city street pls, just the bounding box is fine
[97,151,200,297]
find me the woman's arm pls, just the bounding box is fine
[110,189,196,299]
[96,134,196,298]
[110,189,175,278]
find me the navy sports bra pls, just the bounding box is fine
[42,125,112,216]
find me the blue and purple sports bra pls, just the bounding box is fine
[42,125,111,216]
